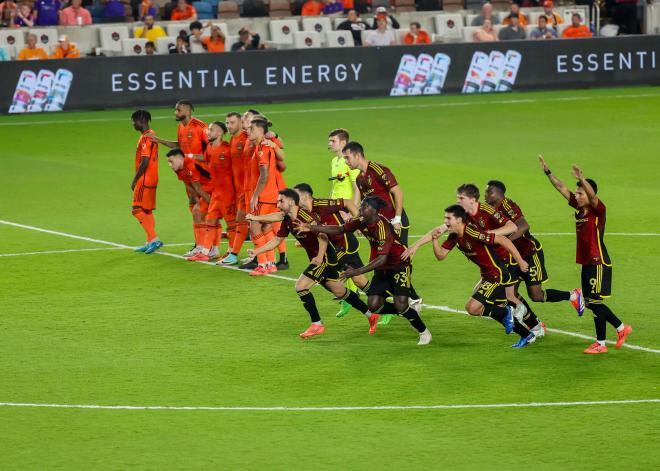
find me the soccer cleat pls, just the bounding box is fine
[276,260,290,271]
[207,246,220,260]
[218,253,238,265]
[249,265,269,276]
[417,329,432,345]
[368,313,379,335]
[502,306,515,335]
[144,240,163,254]
[409,297,423,314]
[336,300,352,318]
[570,288,585,316]
[239,258,258,270]
[513,303,527,323]
[299,323,325,338]
[378,314,394,325]
[267,264,278,274]
[583,342,608,354]
[531,321,547,339]
[134,243,150,253]
[511,333,535,349]
[183,246,199,257]
[615,325,633,349]
[186,252,210,262]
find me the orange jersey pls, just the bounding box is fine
[270,135,286,190]
[176,157,214,195]
[242,138,256,192]
[250,143,279,204]
[177,118,208,156]
[135,128,159,187]
[230,131,248,192]
[205,140,235,197]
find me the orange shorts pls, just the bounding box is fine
[207,193,237,222]
[255,202,279,216]
[133,184,157,211]
[195,198,209,215]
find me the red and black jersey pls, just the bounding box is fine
[277,207,337,263]
[495,197,541,259]
[175,157,213,194]
[442,223,509,282]
[356,161,399,220]
[568,193,611,266]
[343,215,407,270]
[468,202,511,261]
[311,198,350,251]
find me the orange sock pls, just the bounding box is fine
[132,209,156,242]
[194,223,205,246]
[252,232,268,265]
[232,221,249,254]
[272,221,287,256]
[264,229,276,264]
[226,221,237,249]
[203,223,219,251]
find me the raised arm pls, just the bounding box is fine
[539,154,571,201]
[572,164,599,209]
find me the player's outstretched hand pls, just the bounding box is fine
[145,131,157,142]
[245,213,255,221]
[310,255,323,266]
[294,221,311,233]
[571,164,583,180]
[339,267,357,281]
[519,260,529,273]
[401,246,416,261]
[538,154,549,172]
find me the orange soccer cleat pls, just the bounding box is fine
[186,252,210,262]
[267,264,278,274]
[249,266,269,276]
[299,323,325,338]
[583,342,608,354]
[615,325,633,349]
[368,313,380,335]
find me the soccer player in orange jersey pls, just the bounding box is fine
[131,109,163,254]
[187,122,237,262]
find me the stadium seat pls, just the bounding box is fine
[442,0,464,12]
[269,0,292,17]
[293,30,322,48]
[0,30,25,58]
[269,19,299,48]
[371,0,390,9]
[563,6,589,23]
[28,28,59,49]
[394,28,409,45]
[193,2,214,20]
[462,25,479,42]
[528,11,543,25]
[333,17,347,29]
[301,16,332,37]
[394,0,416,12]
[166,22,191,39]
[434,14,464,41]
[324,30,354,47]
[217,0,240,18]
[465,13,479,26]
[155,36,177,54]
[0,44,11,60]
[121,38,149,55]
[200,0,219,15]
[100,25,130,55]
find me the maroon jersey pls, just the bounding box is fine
[442,224,509,282]
[468,202,511,261]
[568,193,611,265]
[495,197,541,259]
[356,161,399,220]
[343,215,407,270]
[277,208,337,263]
[311,198,349,251]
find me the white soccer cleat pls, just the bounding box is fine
[531,322,546,339]
[208,246,220,259]
[409,297,423,314]
[417,329,432,345]
[513,303,527,323]
[183,246,200,257]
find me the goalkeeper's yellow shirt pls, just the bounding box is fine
[330,156,360,199]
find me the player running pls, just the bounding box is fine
[297,196,432,346]
[247,189,374,339]
[539,156,632,354]
[131,109,162,254]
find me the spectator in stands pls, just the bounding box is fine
[188,20,203,47]
[231,27,262,50]
[498,13,526,40]
[337,9,369,45]
[14,3,35,26]
[613,0,638,34]
[34,0,61,26]
[562,12,592,38]
[365,17,396,46]
[134,15,167,42]
[404,21,431,44]
[139,0,156,20]
[301,0,323,16]
[59,0,91,25]
[104,0,128,22]
[17,33,48,60]
[169,35,190,52]
[201,23,225,52]
[0,1,18,28]
[51,34,80,58]
[530,14,557,39]
[471,2,499,26]
[145,40,155,54]
[473,18,498,42]
[170,0,196,21]
[241,0,268,17]
[502,2,528,26]
[322,0,343,15]
[542,0,563,28]
[370,6,399,30]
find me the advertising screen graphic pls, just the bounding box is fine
[9,68,73,113]
[462,50,521,94]
[391,53,451,96]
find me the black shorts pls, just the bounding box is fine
[303,259,340,284]
[509,250,549,287]
[472,278,508,306]
[368,266,412,298]
[581,264,612,301]
[336,233,364,270]
[395,208,410,246]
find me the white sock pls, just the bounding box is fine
[312,321,323,326]
[201,247,210,255]
[616,324,625,332]
[597,340,606,346]
[363,310,372,318]
[569,291,577,301]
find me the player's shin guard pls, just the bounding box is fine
[340,289,368,315]
[297,289,321,323]
[202,223,219,251]
[231,221,249,254]
[263,229,276,264]
[399,307,426,333]
[544,289,571,302]
[194,223,205,247]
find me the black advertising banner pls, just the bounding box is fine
[1,35,658,114]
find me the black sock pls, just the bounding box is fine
[513,319,531,338]
[400,307,426,333]
[297,289,321,323]
[483,304,507,323]
[520,297,540,328]
[589,303,623,331]
[545,289,571,302]
[360,279,371,293]
[279,253,288,264]
[409,285,420,301]
[588,304,607,341]
[342,290,368,314]
[379,301,398,314]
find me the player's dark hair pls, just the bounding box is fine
[251,118,269,132]
[177,100,194,111]
[166,148,184,158]
[279,188,299,205]
[445,204,468,222]
[247,109,260,115]
[189,20,203,31]
[343,141,364,156]
[363,196,387,211]
[487,180,506,195]
[131,109,151,123]
[577,178,598,194]
[226,111,242,119]
[211,121,228,133]
[457,183,480,200]
[329,128,349,141]
[294,183,314,196]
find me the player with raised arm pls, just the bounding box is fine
[247,189,375,338]
[297,196,432,345]
[539,156,632,354]
[130,109,163,254]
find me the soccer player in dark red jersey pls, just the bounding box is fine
[247,189,374,339]
[484,180,585,323]
[297,196,432,345]
[539,156,632,354]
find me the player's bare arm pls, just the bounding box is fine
[389,185,404,228]
[339,254,387,280]
[342,199,359,218]
[487,219,517,236]
[508,216,530,242]
[131,156,149,191]
[572,164,600,208]
[147,133,178,149]
[248,236,282,258]
[296,222,345,236]
[539,154,571,200]
[431,236,450,261]
[251,165,269,212]
[494,235,529,272]
[311,234,328,266]
[246,211,285,223]
[351,181,360,208]
[191,181,210,203]
[401,225,446,260]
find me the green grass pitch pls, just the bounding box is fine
[1,87,659,469]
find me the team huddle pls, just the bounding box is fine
[130,101,632,353]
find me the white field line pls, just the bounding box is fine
[0,399,658,412]
[0,243,194,257]
[2,219,658,354]
[1,92,659,127]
